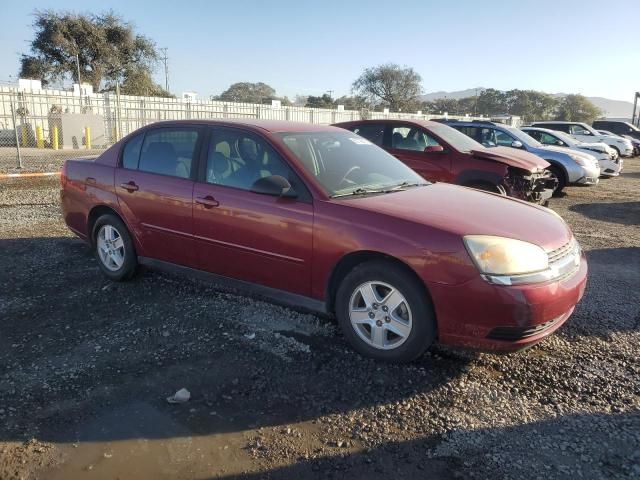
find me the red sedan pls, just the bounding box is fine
[61,120,587,362]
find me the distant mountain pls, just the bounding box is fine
[421,88,635,119]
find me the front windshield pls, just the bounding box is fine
[428,123,483,153]
[274,131,427,197]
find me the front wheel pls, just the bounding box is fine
[547,165,566,195]
[335,260,436,362]
[93,214,138,281]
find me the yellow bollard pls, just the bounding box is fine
[85,126,91,149]
[52,126,59,150]
[21,125,28,147]
[36,126,44,149]
[112,126,117,143]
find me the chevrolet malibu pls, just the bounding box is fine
[61,120,587,362]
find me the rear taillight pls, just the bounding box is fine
[60,161,67,187]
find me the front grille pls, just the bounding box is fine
[487,315,562,341]
[547,241,574,264]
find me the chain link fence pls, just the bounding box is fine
[0,86,491,173]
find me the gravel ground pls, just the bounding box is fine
[0,160,638,479]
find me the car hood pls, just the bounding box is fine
[470,147,549,172]
[539,145,595,160]
[335,183,571,251]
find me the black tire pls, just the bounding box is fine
[547,165,566,195]
[610,146,620,157]
[335,260,436,363]
[92,214,138,281]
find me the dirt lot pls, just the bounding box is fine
[0,159,639,479]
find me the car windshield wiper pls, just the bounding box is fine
[384,181,428,191]
[330,187,385,198]
[330,182,428,198]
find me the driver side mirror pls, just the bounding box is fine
[424,145,444,153]
[251,175,297,198]
[511,140,524,149]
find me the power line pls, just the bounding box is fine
[160,47,169,93]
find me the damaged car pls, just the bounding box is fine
[333,120,555,204]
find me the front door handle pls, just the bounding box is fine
[196,195,219,208]
[120,181,139,192]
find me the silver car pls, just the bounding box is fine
[522,127,622,177]
[445,121,601,194]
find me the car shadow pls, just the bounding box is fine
[0,236,472,446]
[216,410,639,479]
[569,201,640,225]
[559,247,640,340]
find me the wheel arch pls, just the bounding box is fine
[544,160,568,183]
[326,250,434,316]
[87,205,129,246]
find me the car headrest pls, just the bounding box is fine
[208,152,230,179]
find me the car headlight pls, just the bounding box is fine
[464,235,581,286]
[567,153,592,166]
[464,235,548,275]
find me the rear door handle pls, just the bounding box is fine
[196,195,219,208]
[120,181,139,192]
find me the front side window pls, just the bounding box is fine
[540,132,562,145]
[352,124,385,147]
[525,130,542,142]
[569,124,592,136]
[275,131,426,197]
[205,129,294,191]
[391,126,439,151]
[494,129,516,146]
[138,128,199,178]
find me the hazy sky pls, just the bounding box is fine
[1,0,639,101]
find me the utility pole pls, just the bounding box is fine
[160,48,170,93]
[326,90,334,100]
[75,54,82,86]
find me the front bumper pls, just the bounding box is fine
[599,157,623,177]
[571,164,600,185]
[429,252,588,352]
[620,146,634,157]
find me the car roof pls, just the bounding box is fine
[531,121,584,124]
[334,119,451,129]
[522,126,561,133]
[140,119,345,134]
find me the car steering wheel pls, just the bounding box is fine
[338,166,361,189]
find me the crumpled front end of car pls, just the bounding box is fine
[504,167,556,205]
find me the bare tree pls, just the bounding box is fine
[352,64,422,112]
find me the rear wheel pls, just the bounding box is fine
[335,260,436,362]
[547,165,566,195]
[93,214,138,281]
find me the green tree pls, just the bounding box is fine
[334,95,368,110]
[19,10,162,93]
[503,89,558,121]
[425,98,459,114]
[475,89,507,116]
[555,94,601,123]
[113,68,172,97]
[352,63,422,112]
[216,82,277,104]
[305,94,334,108]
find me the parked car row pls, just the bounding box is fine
[61,119,588,362]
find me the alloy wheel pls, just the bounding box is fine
[348,281,413,350]
[97,224,125,271]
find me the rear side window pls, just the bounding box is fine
[352,124,385,147]
[121,134,143,169]
[138,128,199,178]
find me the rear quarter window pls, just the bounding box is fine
[121,133,144,169]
